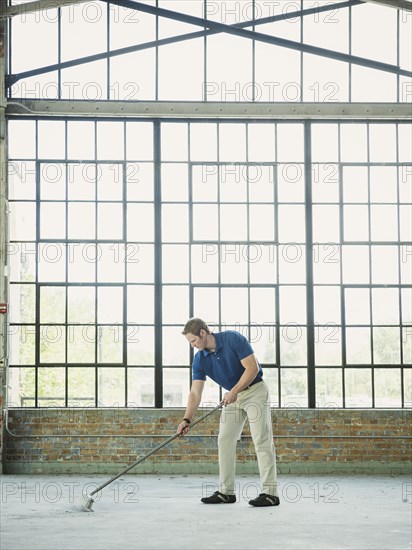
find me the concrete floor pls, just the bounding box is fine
[0,474,411,550]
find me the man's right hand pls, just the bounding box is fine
[176,420,190,435]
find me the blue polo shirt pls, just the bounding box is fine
[192,331,263,391]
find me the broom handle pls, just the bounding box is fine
[90,402,223,496]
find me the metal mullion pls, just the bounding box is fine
[203,0,207,102]
[246,123,251,342]
[122,123,128,407]
[366,124,375,408]
[64,122,68,407]
[93,122,98,407]
[57,6,61,99]
[107,1,111,100]
[304,121,316,408]
[274,128,281,405]
[300,0,303,102]
[339,162,348,408]
[348,2,352,102]
[154,120,162,407]
[187,123,193,389]
[155,0,159,101]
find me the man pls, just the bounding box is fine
[177,318,280,507]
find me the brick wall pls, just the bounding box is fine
[3,408,412,474]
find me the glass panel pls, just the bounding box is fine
[278,205,306,242]
[315,368,343,408]
[9,242,36,283]
[40,202,66,240]
[67,326,95,363]
[402,289,412,324]
[97,367,125,407]
[342,245,369,284]
[314,286,341,325]
[163,328,190,366]
[67,122,95,160]
[311,124,339,162]
[281,368,308,407]
[10,202,36,241]
[97,244,125,283]
[277,164,305,203]
[249,205,275,241]
[96,122,124,160]
[67,243,96,283]
[277,125,304,162]
[312,205,340,243]
[344,368,372,407]
[344,205,369,241]
[249,244,277,284]
[10,326,35,366]
[127,285,154,324]
[110,50,155,101]
[352,3,397,64]
[278,244,306,284]
[248,124,276,162]
[97,164,123,201]
[400,206,412,242]
[9,284,35,323]
[190,123,217,162]
[351,67,397,102]
[162,205,189,242]
[8,367,36,407]
[193,204,219,241]
[40,163,66,200]
[126,122,153,160]
[405,369,412,407]
[38,243,66,282]
[398,124,412,163]
[221,288,249,325]
[371,246,399,285]
[403,329,412,365]
[38,121,65,159]
[370,166,398,203]
[280,327,307,366]
[127,325,154,365]
[162,245,189,283]
[191,244,219,283]
[8,120,36,159]
[342,166,368,203]
[219,124,247,162]
[40,286,65,324]
[312,243,341,284]
[369,124,397,163]
[161,164,188,202]
[315,329,342,366]
[340,125,367,162]
[162,368,190,407]
[127,244,154,284]
[345,289,370,325]
[97,326,123,363]
[346,327,371,364]
[38,367,65,407]
[400,245,412,285]
[193,287,219,325]
[254,43,301,102]
[370,205,398,242]
[373,327,401,364]
[279,286,306,325]
[303,55,348,102]
[161,124,188,161]
[192,165,218,202]
[220,245,248,284]
[68,286,96,324]
[127,368,155,407]
[248,165,274,203]
[251,326,276,364]
[372,288,400,325]
[39,326,66,363]
[68,163,96,200]
[374,368,401,407]
[68,367,95,407]
[68,203,95,240]
[126,163,154,201]
[220,205,247,241]
[98,203,123,240]
[8,161,36,200]
[263,368,279,407]
[97,287,123,324]
[219,165,247,203]
[127,204,154,242]
[162,286,189,324]
[312,164,339,203]
[250,288,276,325]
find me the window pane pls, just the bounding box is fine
[277,164,305,203]
[67,326,95,363]
[345,289,370,325]
[161,124,188,161]
[281,368,308,406]
[369,124,397,163]
[219,165,247,203]
[346,327,371,364]
[374,368,401,407]
[97,122,124,160]
[68,367,95,407]
[250,288,276,325]
[280,286,306,325]
[38,243,66,283]
[342,166,368,203]
[370,205,398,242]
[192,165,218,202]
[219,124,246,162]
[40,203,66,240]
[220,205,247,241]
[372,288,399,325]
[249,205,275,241]
[161,164,188,202]
[40,326,66,363]
[9,284,35,324]
[98,287,123,324]
[40,286,65,324]
[248,124,276,162]
[251,326,276,364]
[315,368,343,407]
[127,244,154,284]
[38,367,65,407]
[315,329,342,366]
[97,326,123,363]
[342,246,369,284]
[370,166,398,203]
[191,244,219,283]
[68,287,96,324]
[344,206,369,241]
[193,287,219,325]
[162,205,189,242]
[127,368,155,407]
[163,368,190,407]
[97,164,123,201]
[163,328,189,366]
[249,244,277,284]
[312,164,339,203]
[97,367,125,407]
[163,286,189,324]
[126,122,153,161]
[68,203,95,240]
[345,368,372,407]
[314,286,341,325]
[10,203,36,240]
[68,243,96,283]
[278,244,306,284]
[373,327,400,364]
[38,121,65,159]
[340,125,367,162]
[312,244,341,284]
[312,125,338,162]
[126,163,154,201]
[127,204,154,241]
[10,327,35,366]
[40,163,66,200]
[280,327,307,366]
[127,326,154,365]
[162,245,189,283]
[127,285,154,324]
[190,124,217,162]
[8,120,36,158]
[221,288,248,325]
[312,205,340,243]
[98,203,123,240]
[67,122,95,160]
[248,165,274,203]
[277,125,304,162]
[371,246,399,284]
[193,205,219,241]
[68,163,96,200]
[278,205,306,242]
[220,246,248,284]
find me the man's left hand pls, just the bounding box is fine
[223,390,238,405]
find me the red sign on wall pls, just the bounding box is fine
[0,303,7,314]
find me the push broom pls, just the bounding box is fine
[83,402,223,512]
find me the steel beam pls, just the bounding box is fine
[6,99,412,119]
[0,0,89,19]
[360,0,412,10]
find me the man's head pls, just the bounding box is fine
[182,318,211,350]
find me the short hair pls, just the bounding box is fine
[182,318,210,336]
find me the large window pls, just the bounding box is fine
[7,119,412,408]
[7,1,411,102]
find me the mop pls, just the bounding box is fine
[83,402,223,511]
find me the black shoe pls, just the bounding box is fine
[201,491,236,504]
[249,493,280,507]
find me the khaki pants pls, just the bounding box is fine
[218,380,278,497]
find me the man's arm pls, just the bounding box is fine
[223,353,260,405]
[176,379,205,434]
